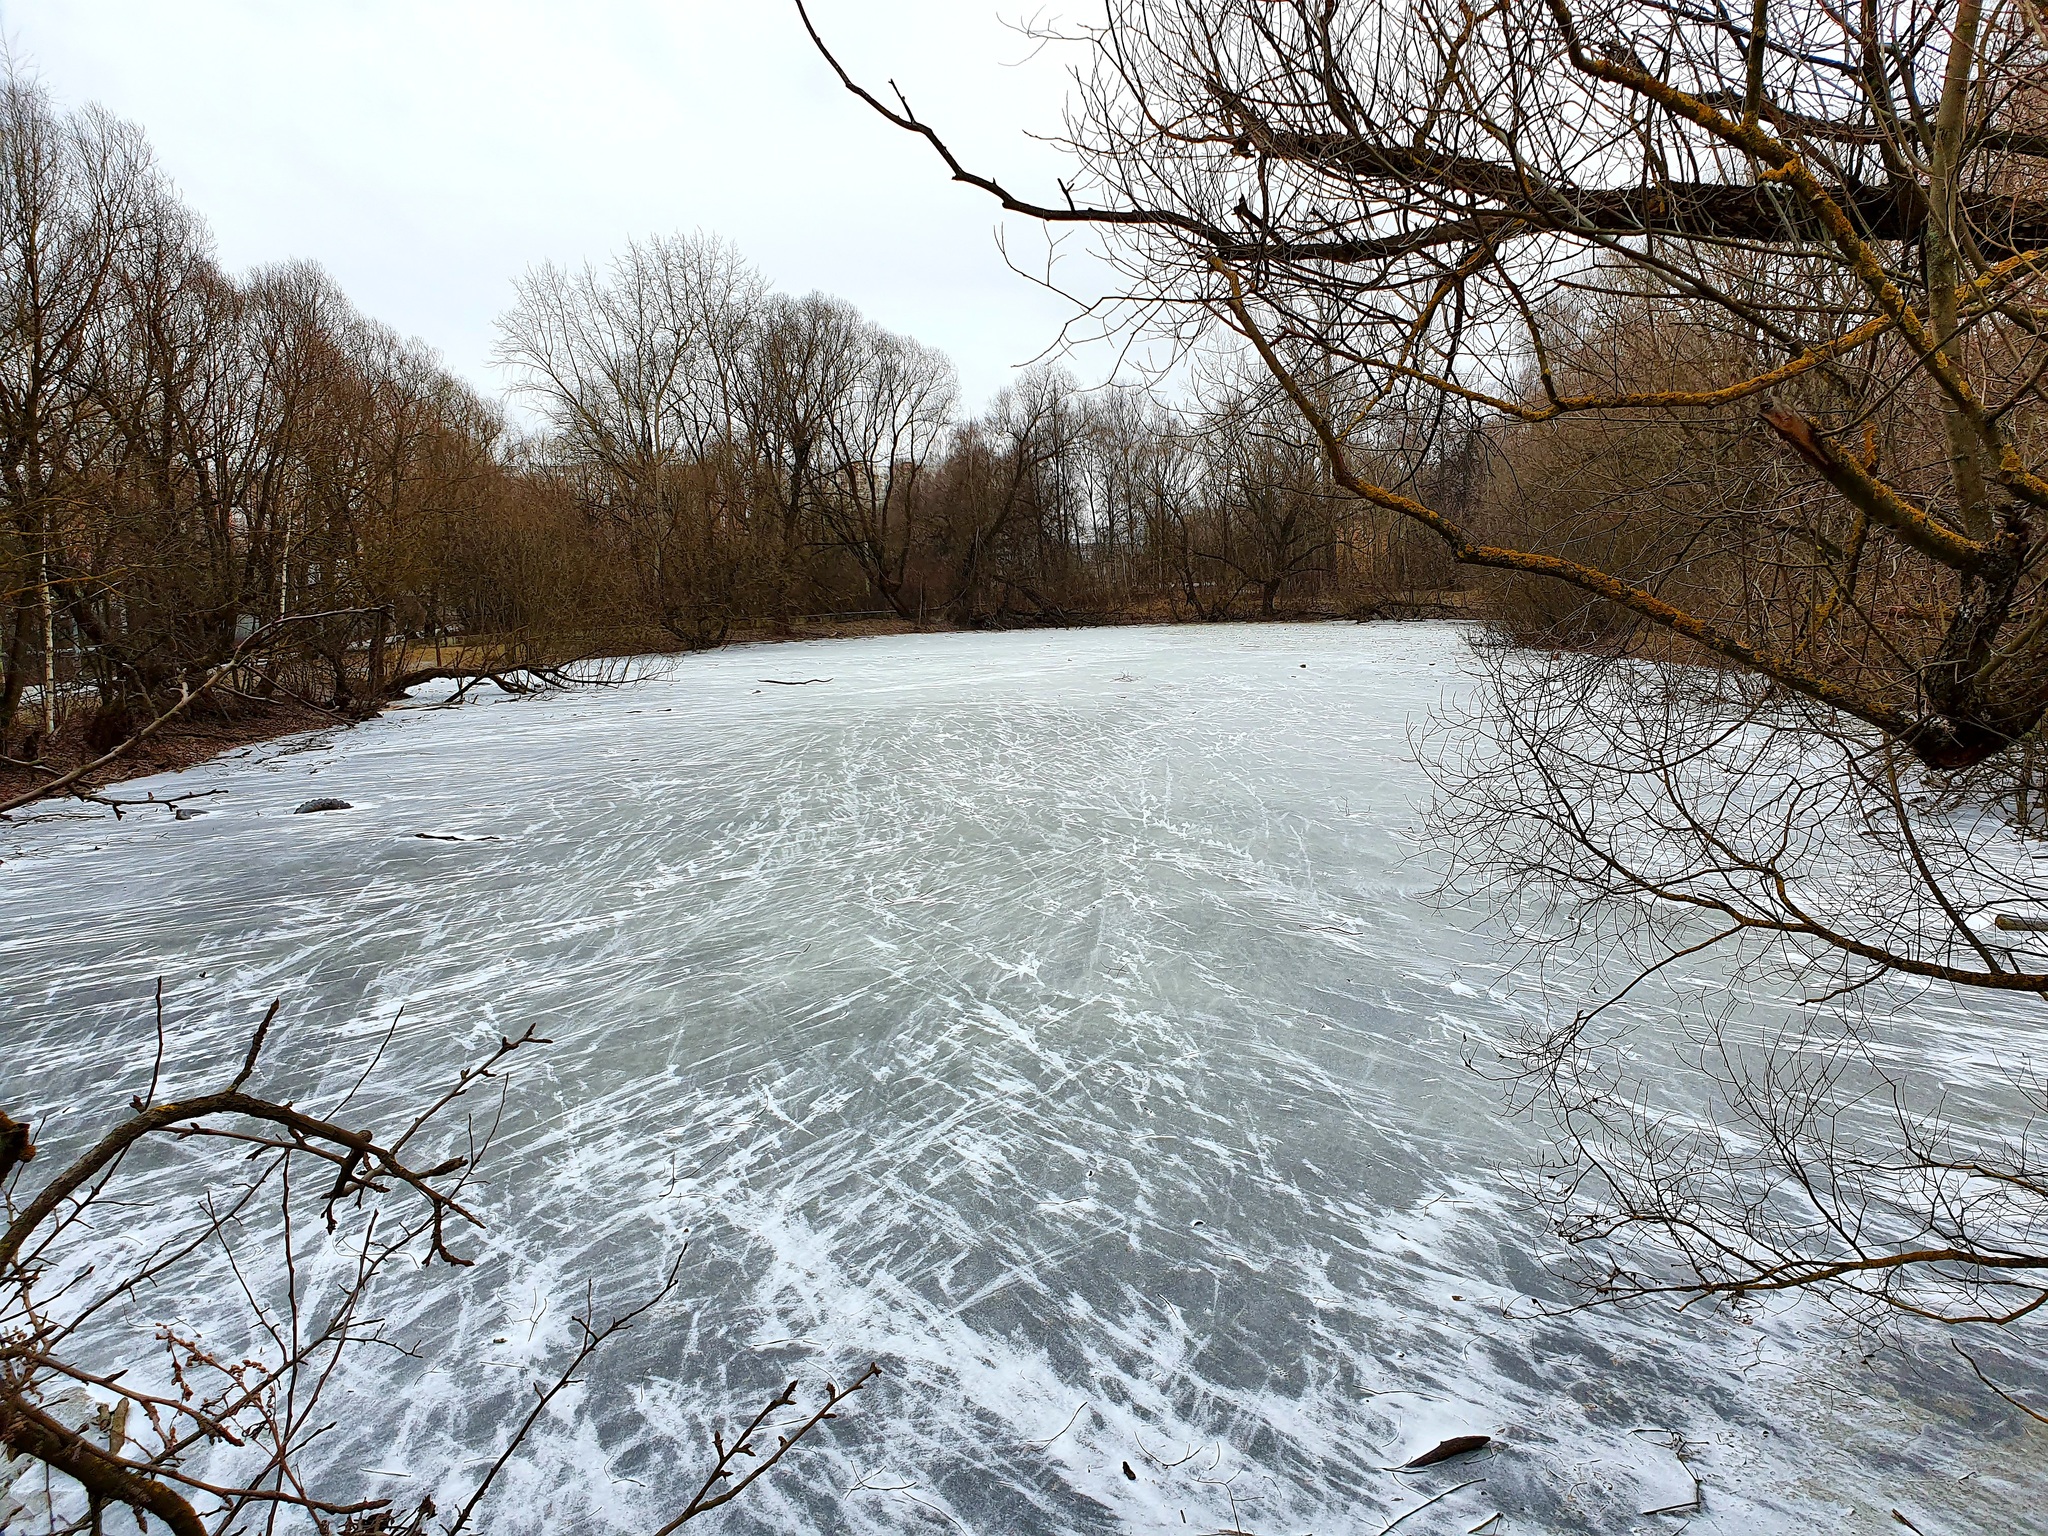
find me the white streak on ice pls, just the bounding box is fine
[2,624,2045,1534]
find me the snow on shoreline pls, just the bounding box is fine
[3,622,2043,1534]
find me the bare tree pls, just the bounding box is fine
[1421,642,2048,1328]
[0,77,147,757]
[802,0,2048,770]
[495,234,769,649]
[920,366,1087,624]
[741,292,868,625]
[802,0,2048,1351]
[812,326,958,619]
[1181,364,1355,618]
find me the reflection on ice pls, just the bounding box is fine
[3,623,2043,1533]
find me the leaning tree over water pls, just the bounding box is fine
[802,0,2048,1352]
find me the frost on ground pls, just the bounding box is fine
[2,623,2043,1535]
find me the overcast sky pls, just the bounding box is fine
[0,1,1116,412]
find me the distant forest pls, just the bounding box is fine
[16,1,2038,808]
[0,70,1475,782]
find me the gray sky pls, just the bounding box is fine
[1,1,1115,412]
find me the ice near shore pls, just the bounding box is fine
[3,622,2044,1534]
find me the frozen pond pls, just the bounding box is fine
[3,623,2044,1534]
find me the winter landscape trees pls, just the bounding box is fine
[0,64,1447,812]
[0,71,587,794]
[7,0,2048,1527]
[806,0,2048,769]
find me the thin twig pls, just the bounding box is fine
[1954,1343,2048,1425]
[656,1363,883,1532]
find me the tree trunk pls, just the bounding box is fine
[0,593,35,754]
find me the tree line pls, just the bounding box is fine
[0,72,556,773]
[0,68,1466,781]
[494,231,1460,644]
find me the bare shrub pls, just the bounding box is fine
[1423,640,2048,1328]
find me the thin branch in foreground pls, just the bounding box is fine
[6,995,878,1536]
[1954,1343,2048,1426]
[656,1362,884,1533]
[444,1259,688,1536]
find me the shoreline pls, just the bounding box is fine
[0,604,1473,813]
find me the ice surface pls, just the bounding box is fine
[3,623,2045,1534]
